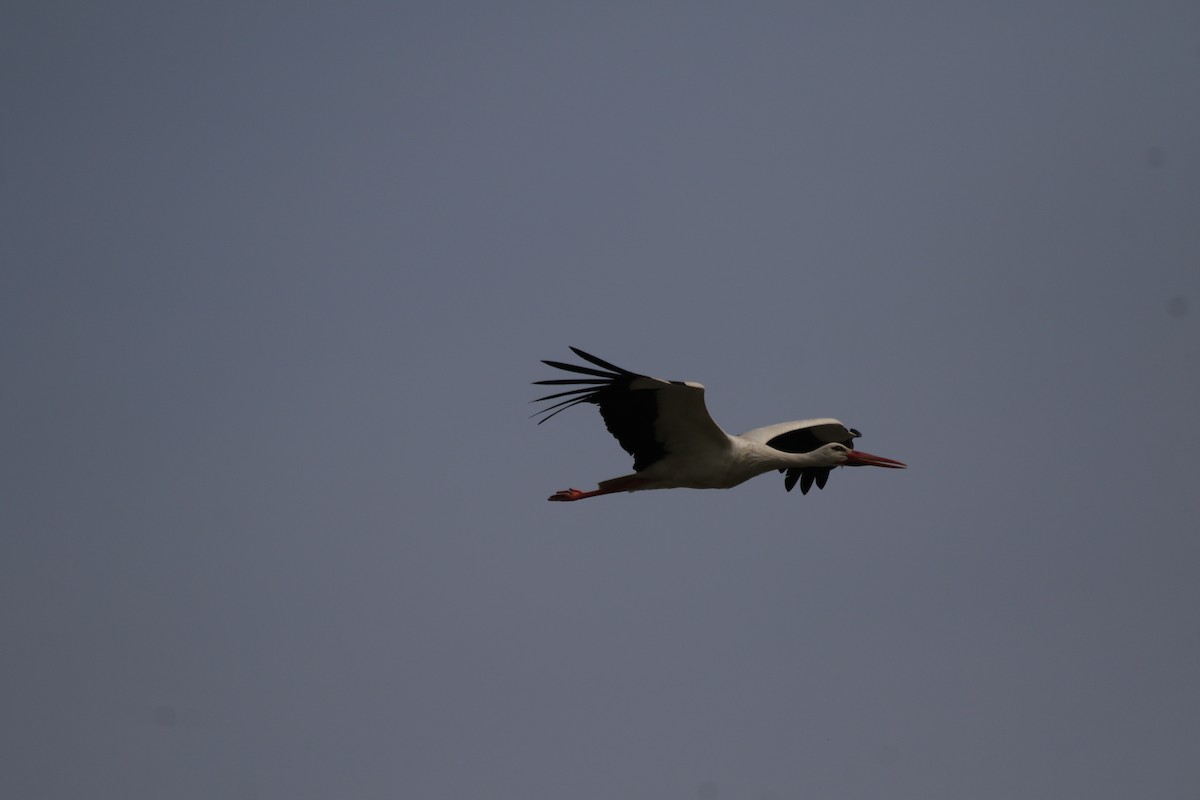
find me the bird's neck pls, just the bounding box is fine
[775,450,834,469]
[738,439,834,471]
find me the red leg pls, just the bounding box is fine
[547,488,590,501]
[547,476,646,502]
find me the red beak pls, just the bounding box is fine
[845,450,907,469]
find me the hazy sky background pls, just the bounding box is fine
[3,3,1199,799]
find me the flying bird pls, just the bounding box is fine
[533,347,906,501]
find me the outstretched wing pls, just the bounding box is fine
[739,419,860,495]
[533,347,729,472]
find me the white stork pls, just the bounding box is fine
[534,347,906,501]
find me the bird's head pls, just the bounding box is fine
[816,442,907,469]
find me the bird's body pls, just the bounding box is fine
[534,348,905,501]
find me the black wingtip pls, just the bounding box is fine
[815,469,830,490]
[531,348,640,426]
[568,347,633,375]
[539,359,616,379]
[532,348,628,425]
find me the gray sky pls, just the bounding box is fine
[3,3,1199,798]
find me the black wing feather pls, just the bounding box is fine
[567,346,634,375]
[533,347,667,471]
[539,360,617,378]
[769,423,859,495]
